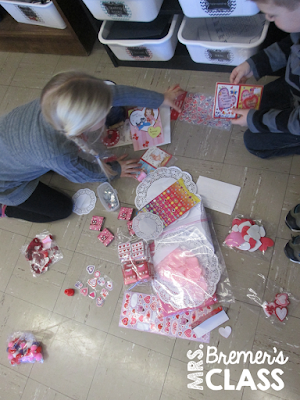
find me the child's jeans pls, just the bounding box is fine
[243,76,300,158]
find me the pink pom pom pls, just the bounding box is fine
[31,345,37,351]
[7,354,13,360]
[20,342,26,349]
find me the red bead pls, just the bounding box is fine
[64,289,75,296]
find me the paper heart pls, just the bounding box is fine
[123,311,127,315]
[275,307,288,322]
[144,295,151,304]
[259,226,266,237]
[122,317,128,326]
[130,317,137,325]
[89,291,96,299]
[158,324,163,330]
[94,271,101,278]
[126,294,130,299]
[96,297,105,307]
[238,242,251,251]
[224,232,244,247]
[275,293,290,307]
[259,237,274,252]
[124,302,129,309]
[219,326,232,338]
[249,237,257,248]
[184,329,192,338]
[148,126,161,138]
[86,265,95,274]
[247,225,261,241]
[248,239,262,252]
[238,221,252,232]
[80,288,88,296]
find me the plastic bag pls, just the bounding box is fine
[247,274,299,327]
[7,332,43,365]
[22,231,63,276]
[223,215,274,254]
[151,201,234,317]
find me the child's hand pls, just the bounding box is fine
[163,84,185,112]
[230,62,253,84]
[117,154,141,178]
[231,108,250,127]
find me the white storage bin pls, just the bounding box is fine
[82,0,163,22]
[99,14,182,61]
[178,0,259,18]
[0,0,66,29]
[178,16,269,66]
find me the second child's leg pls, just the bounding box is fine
[243,77,300,158]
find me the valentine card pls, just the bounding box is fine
[213,82,263,119]
[140,147,172,169]
[129,107,166,151]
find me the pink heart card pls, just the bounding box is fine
[89,216,104,231]
[97,228,114,247]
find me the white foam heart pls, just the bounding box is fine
[238,221,252,232]
[247,225,261,240]
[248,239,262,252]
[238,242,251,250]
[219,326,232,338]
[275,307,287,322]
[232,224,239,232]
[244,235,250,242]
[259,226,266,237]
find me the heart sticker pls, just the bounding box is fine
[122,317,128,326]
[275,293,290,307]
[86,265,95,274]
[80,288,88,296]
[106,280,113,291]
[219,326,232,338]
[148,126,161,138]
[87,278,97,288]
[97,277,106,286]
[96,297,105,307]
[94,271,101,278]
[74,281,83,289]
[89,291,96,299]
[275,307,288,322]
[101,288,109,298]
[144,295,151,304]
[184,329,192,338]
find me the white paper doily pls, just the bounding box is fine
[132,212,164,241]
[135,166,197,210]
[72,189,96,215]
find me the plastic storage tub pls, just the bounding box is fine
[97,182,120,212]
[82,0,163,22]
[177,0,259,18]
[99,14,182,61]
[0,0,66,29]
[178,16,269,66]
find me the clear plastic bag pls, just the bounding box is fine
[247,274,299,326]
[7,331,43,365]
[151,201,234,317]
[223,215,274,254]
[22,231,63,276]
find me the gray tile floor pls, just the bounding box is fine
[0,43,300,400]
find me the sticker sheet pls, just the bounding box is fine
[141,178,200,227]
[129,107,165,151]
[213,82,264,119]
[119,291,210,343]
[179,92,232,130]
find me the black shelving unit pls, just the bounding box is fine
[101,0,288,72]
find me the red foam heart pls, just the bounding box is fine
[241,226,250,237]
[144,295,151,304]
[249,238,257,249]
[259,237,274,252]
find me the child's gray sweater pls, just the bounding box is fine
[0,85,164,206]
[246,32,300,134]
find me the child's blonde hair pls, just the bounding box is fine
[41,71,112,137]
[41,71,116,179]
[253,0,300,10]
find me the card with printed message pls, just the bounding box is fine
[213,82,263,119]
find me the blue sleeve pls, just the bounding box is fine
[111,85,164,108]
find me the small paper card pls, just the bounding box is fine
[140,147,172,169]
[117,207,133,221]
[213,82,263,119]
[129,107,165,151]
[97,228,114,246]
[89,216,104,231]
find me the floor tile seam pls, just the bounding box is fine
[222,158,292,174]
[69,250,120,267]
[158,355,172,400]
[105,331,175,358]
[24,375,77,400]
[0,360,31,384]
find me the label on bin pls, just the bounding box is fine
[18,6,43,22]
[201,0,235,16]
[102,2,129,17]
[126,47,152,60]
[206,49,232,63]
